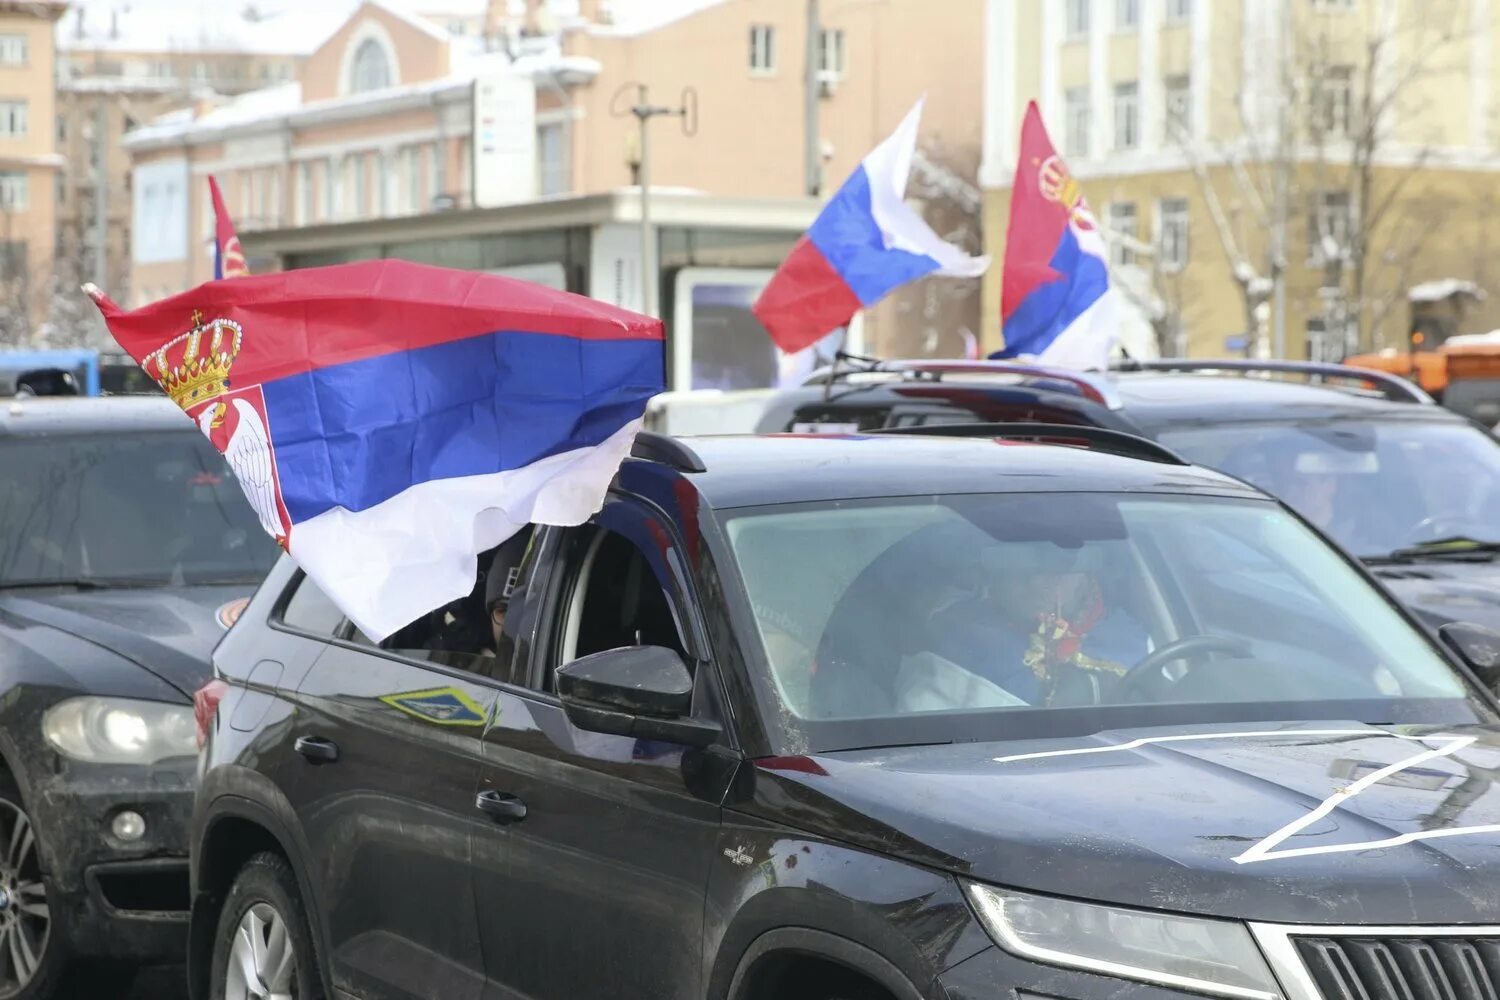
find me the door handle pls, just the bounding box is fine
[474,790,527,824]
[293,736,340,764]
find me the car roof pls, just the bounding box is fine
[0,395,187,437]
[1109,372,1464,428]
[660,433,1267,509]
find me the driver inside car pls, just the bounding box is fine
[918,542,1150,707]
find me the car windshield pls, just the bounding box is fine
[0,431,279,588]
[721,492,1491,754]
[1154,420,1500,559]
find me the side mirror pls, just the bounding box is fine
[1439,622,1500,687]
[556,645,720,749]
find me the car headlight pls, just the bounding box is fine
[42,697,198,765]
[965,883,1281,1000]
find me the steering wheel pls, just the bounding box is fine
[1112,634,1253,701]
[1404,514,1473,546]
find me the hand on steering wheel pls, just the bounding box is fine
[1112,634,1252,701]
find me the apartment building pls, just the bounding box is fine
[980,0,1500,359]
[0,0,64,340]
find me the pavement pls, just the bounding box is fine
[126,966,188,999]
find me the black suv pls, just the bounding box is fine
[761,359,1500,632]
[195,428,1500,1000]
[0,396,277,997]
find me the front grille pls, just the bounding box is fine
[1296,937,1500,1000]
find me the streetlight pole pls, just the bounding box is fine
[614,84,697,319]
[805,0,822,197]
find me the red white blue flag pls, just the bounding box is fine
[208,175,250,280]
[86,260,664,640]
[995,101,1117,369]
[753,100,989,355]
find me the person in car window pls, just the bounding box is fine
[920,543,1149,707]
[483,526,535,660]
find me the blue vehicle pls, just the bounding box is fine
[0,349,155,397]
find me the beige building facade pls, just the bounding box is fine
[0,0,65,339]
[125,0,988,363]
[980,0,1500,360]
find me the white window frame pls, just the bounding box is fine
[0,100,28,139]
[537,123,567,197]
[1115,0,1140,30]
[0,171,27,211]
[1113,81,1140,151]
[818,27,845,78]
[1313,65,1354,139]
[1157,198,1190,272]
[1165,0,1192,22]
[0,35,27,67]
[1064,87,1091,159]
[750,24,776,74]
[1107,202,1138,268]
[1165,74,1192,138]
[1309,189,1352,265]
[1066,0,1091,38]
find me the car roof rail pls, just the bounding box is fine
[801,358,1123,410]
[1110,358,1435,404]
[630,430,707,473]
[873,421,1189,465]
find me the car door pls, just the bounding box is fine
[471,498,734,1000]
[289,595,500,1000]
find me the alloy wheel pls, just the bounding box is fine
[225,901,296,1000]
[0,800,48,997]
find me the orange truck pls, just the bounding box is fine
[1346,335,1500,428]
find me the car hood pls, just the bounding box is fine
[0,585,248,699]
[1371,558,1500,630]
[747,722,1500,924]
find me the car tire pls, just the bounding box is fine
[208,852,323,1000]
[0,772,73,1000]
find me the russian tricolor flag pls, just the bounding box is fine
[753,100,989,355]
[993,102,1117,369]
[208,175,251,280]
[87,260,663,640]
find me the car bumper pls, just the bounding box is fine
[27,758,195,962]
[938,945,1226,1000]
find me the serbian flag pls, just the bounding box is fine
[753,100,989,355]
[994,102,1117,369]
[209,175,250,280]
[84,260,663,640]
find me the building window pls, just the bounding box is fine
[0,100,27,139]
[350,38,393,93]
[1312,0,1355,8]
[1115,0,1140,30]
[1165,74,1192,138]
[1113,82,1139,150]
[1312,65,1354,139]
[538,123,567,196]
[1166,0,1192,21]
[818,28,845,78]
[404,145,420,212]
[323,157,337,220]
[379,151,396,217]
[0,35,26,66]
[297,162,312,226]
[429,143,443,202]
[267,169,281,227]
[750,25,775,73]
[352,155,367,217]
[0,171,27,211]
[1064,86,1091,158]
[1107,202,1138,267]
[1309,190,1352,264]
[1157,198,1189,271]
[1065,0,1091,38]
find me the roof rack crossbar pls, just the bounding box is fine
[873,422,1188,466]
[802,359,1123,410]
[630,431,707,473]
[1111,358,1434,404]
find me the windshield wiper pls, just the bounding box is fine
[0,577,165,592]
[1366,536,1500,564]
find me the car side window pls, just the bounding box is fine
[277,573,345,636]
[545,525,689,693]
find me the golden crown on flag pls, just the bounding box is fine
[144,310,243,410]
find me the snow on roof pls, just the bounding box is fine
[126,81,301,144]
[1409,278,1487,303]
[1444,331,1500,347]
[58,1,349,56]
[588,0,731,37]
